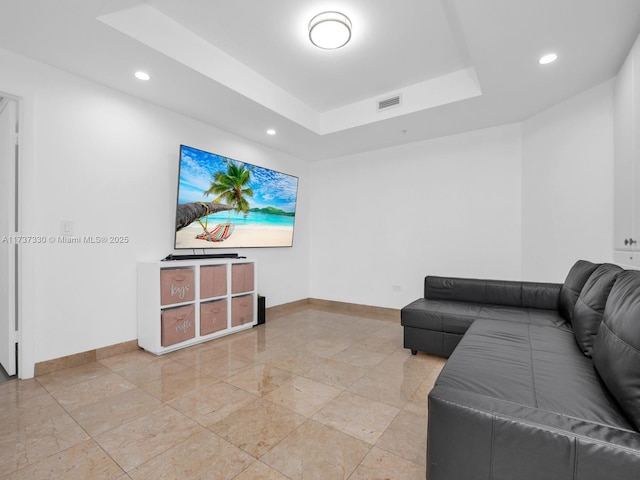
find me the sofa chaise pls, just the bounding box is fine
[401,260,640,479]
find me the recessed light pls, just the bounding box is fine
[539,53,558,65]
[266,129,276,135]
[135,71,151,81]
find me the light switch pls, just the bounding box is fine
[61,220,73,236]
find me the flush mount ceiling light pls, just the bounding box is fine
[309,11,352,49]
[266,129,276,135]
[134,71,150,80]
[539,53,558,65]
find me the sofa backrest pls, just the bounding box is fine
[592,270,640,431]
[424,276,561,310]
[558,260,599,322]
[571,263,622,357]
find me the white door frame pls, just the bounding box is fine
[0,90,35,379]
[0,95,17,376]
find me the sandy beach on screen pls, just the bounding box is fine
[175,224,294,249]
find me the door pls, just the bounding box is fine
[0,96,18,376]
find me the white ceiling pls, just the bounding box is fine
[144,0,471,112]
[1,0,640,161]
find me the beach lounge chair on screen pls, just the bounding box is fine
[196,223,234,242]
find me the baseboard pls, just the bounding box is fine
[307,298,400,322]
[265,298,400,322]
[265,298,311,319]
[34,340,139,376]
[35,299,399,376]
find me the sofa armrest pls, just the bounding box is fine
[424,276,561,310]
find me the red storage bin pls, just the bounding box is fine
[200,265,227,299]
[200,299,228,336]
[231,294,254,327]
[160,268,195,306]
[231,263,254,294]
[161,305,195,346]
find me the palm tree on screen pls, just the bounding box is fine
[205,160,253,218]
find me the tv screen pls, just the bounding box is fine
[174,145,299,249]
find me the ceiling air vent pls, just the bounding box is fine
[377,95,401,112]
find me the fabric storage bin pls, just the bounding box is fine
[200,265,227,299]
[160,268,195,306]
[200,299,228,336]
[161,304,195,346]
[231,294,254,326]
[231,263,254,294]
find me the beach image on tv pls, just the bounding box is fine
[174,145,299,249]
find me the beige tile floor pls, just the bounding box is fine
[0,306,445,480]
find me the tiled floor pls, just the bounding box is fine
[0,306,445,480]
[0,364,16,384]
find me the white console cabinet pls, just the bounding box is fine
[137,258,257,354]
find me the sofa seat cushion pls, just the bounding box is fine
[428,318,640,480]
[401,298,566,335]
[428,385,640,480]
[436,319,633,430]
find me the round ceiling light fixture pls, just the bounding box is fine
[308,11,352,50]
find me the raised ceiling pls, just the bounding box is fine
[142,0,473,112]
[1,0,640,160]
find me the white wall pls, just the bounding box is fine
[521,81,614,282]
[0,48,311,369]
[309,124,523,308]
[0,44,619,374]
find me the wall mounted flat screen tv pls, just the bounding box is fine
[174,145,299,249]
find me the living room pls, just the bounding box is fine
[1,1,640,478]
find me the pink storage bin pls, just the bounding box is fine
[200,265,227,299]
[231,294,254,327]
[160,268,195,306]
[231,263,254,294]
[161,305,195,346]
[200,299,228,336]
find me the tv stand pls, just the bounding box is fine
[163,253,242,261]
[138,257,257,354]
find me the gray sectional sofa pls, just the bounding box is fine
[401,260,640,479]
